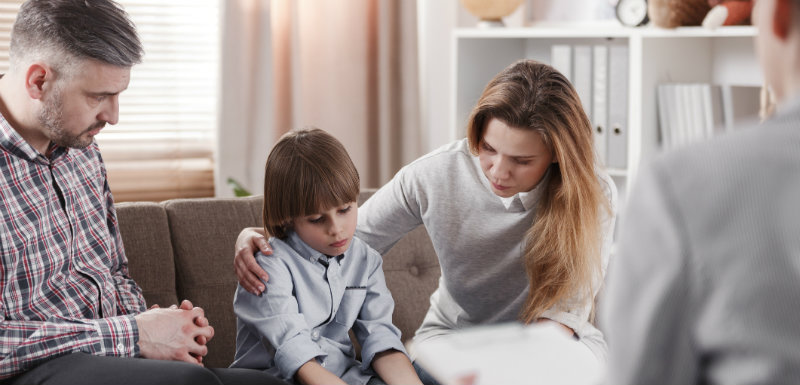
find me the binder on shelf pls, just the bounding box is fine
[592,45,608,165]
[607,45,628,169]
[573,45,593,122]
[692,84,711,141]
[657,84,674,149]
[656,83,756,149]
[702,84,726,137]
[550,45,572,82]
[676,84,692,147]
[682,84,703,143]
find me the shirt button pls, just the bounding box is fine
[311,330,320,341]
[117,343,125,351]
[320,360,326,368]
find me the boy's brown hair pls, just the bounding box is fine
[262,128,360,239]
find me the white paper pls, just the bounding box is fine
[410,323,604,385]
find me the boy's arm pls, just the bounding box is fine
[351,249,414,374]
[233,252,328,380]
[371,350,423,385]
[295,359,348,385]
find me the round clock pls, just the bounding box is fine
[616,0,649,27]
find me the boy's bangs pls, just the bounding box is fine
[295,166,359,217]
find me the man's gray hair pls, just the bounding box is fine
[10,0,143,74]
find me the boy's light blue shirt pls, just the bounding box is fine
[231,231,407,385]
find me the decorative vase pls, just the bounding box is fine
[460,0,525,28]
[648,0,710,28]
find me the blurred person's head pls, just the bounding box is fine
[753,0,800,104]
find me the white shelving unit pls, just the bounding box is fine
[451,24,761,202]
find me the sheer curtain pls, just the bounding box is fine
[217,0,421,197]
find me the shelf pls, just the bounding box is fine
[455,26,630,39]
[636,25,757,37]
[454,25,757,39]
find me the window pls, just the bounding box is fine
[0,0,220,202]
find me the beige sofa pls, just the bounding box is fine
[115,192,441,369]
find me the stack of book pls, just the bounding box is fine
[657,83,761,150]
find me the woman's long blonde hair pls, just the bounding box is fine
[466,60,610,323]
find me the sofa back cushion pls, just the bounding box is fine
[116,201,179,308]
[380,226,440,344]
[164,195,263,369]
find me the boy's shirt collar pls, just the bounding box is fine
[284,230,347,265]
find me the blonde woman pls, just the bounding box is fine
[234,60,616,383]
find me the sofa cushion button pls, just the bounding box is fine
[409,266,420,276]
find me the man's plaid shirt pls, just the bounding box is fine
[0,114,146,379]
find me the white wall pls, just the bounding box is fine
[416,0,455,152]
[416,0,527,152]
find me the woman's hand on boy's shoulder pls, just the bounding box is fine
[234,227,272,295]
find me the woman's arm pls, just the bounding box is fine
[355,167,424,255]
[295,359,348,385]
[233,227,271,294]
[371,350,423,385]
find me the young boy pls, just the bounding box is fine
[231,128,422,385]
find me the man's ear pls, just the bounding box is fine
[24,63,49,100]
[773,0,792,40]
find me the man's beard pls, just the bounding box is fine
[38,87,104,149]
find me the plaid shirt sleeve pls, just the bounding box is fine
[101,165,147,316]
[0,311,139,379]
